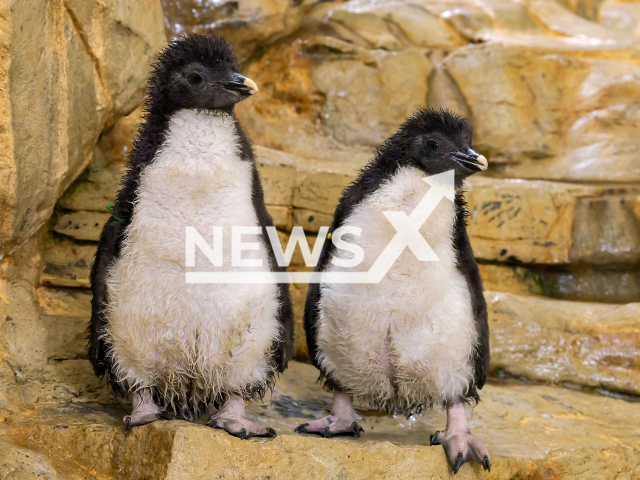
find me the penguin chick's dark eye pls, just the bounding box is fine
[188,73,203,85]
[427,140,440,151]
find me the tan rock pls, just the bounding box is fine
[3,282,47,370]
[64,0,166,120]
[527,0,629,45]
[444,42,640,181]
[4,361,640,479]
[466,176,640,264]
[599,0,640,40]
[37,288,91,318]
[429,0,543,42]
[266,205,293,231]
[1,235,47,371]
[161,0,303,62]
[236,34,403,163]
[311,48,431,147]
[571,193,640,265]
[14,360,116,408]
[254,145,297,206]
[42,315,88,361]
[487,291,640,394]
[0,0,165,254]
[57,107,141,213]
[564,0,608,21]
[293,208,334,233]
[52,211,110,242]
[0,436,73,480]
[293,158,358,215]
[478,264,544,296]
[41,237,95,288]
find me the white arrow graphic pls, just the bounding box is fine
[186,170,455,284]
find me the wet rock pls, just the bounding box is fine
[4,361,640,479]
[0,0,165,253]
[236,32,420,163]
[487,291,640,394]
[161,0,303,62]
[444,42,640,181]
[311,48,431,147]
[479,263,640,303]
[571,194,640,265]
[527,0,629,45]
[42,315,88,361]
[599,0,640,40]
[543,268,640,303]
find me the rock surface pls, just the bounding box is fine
[0,0,165,254]
[2,0,640,477]
[487,291,640,395]
[161,0,303,62]
[3,361,640,479]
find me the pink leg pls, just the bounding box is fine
[294,392,364,438]
[123,389,170,430]
[207,395,276,439]
[430,403,491,474]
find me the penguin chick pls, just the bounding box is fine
[89,34,293,439]
[296,109,490,473]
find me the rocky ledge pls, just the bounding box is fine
[2,361,640,479]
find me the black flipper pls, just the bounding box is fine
[89,216,126,395]
[453,193,489,401]
[237,118,294,377]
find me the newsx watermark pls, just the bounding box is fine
[186,171,455,284]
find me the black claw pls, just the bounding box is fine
[230,428,247,440]
[483,456,491,472]
[207,420,220,429]
[452,452,464,475]
[294,423,308,433]
[300,424,363,439]
[266,427,277,437]
[430,431,441,446]
[124,416,159,431]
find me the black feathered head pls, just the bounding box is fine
[391,108,488,183]
[146,34,258,114]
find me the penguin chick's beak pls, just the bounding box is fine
[450,149,488,171]
[223,73,259,96]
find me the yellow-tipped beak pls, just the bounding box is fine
[243,77,258,95]
[477,155,488,170]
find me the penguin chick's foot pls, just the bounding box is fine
[430,402,490,474]
[295,391,364,438]
[207,395,276,440]
[123,388,171,430]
